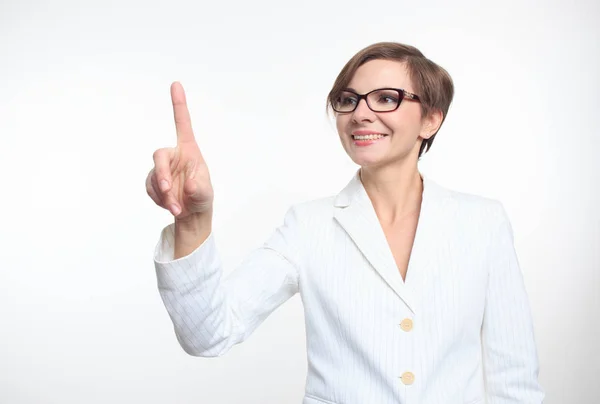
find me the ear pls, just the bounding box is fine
[421,109,444,140]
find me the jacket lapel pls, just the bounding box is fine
[333,169,442,314]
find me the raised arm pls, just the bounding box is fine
[147,82,301,357]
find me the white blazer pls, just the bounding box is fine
[154,170,544,404]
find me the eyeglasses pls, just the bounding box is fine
[332,88,421,113]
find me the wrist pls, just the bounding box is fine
[175,210,213,233]
[173,210,213,259]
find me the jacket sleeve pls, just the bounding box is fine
[153,206,302,357]
[482,203,545,403]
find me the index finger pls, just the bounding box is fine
[170,81,195,144]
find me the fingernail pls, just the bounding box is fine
[160,180,169,192]
[171,204,181,216]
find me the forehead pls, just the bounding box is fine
[347,59,412,92]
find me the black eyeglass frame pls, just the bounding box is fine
[332,87,421,113]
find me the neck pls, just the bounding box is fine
[359,162,423,226]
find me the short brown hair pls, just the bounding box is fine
[327,42,454,158]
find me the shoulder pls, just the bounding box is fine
[426,178,511,233]
[285,195,337,221]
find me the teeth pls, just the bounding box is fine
[353,134,386,140]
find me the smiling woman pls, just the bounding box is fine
[148,42,545,404]
[327,42,454,160]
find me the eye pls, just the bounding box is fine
[377,93,399,104]
[338,94,357,106]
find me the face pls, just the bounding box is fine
[335,59,440,169]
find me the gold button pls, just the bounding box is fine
[400,318,413,332]
[401,371,415,385]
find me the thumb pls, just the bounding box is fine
[183,177,198,197]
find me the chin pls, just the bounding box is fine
[350,155,389,168]
[350,150,413,169]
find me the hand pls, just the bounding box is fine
[146,82,214,220]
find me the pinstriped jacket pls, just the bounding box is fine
[154,170,544,404]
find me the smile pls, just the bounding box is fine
[352,134,388,140]
[351,134,389,146]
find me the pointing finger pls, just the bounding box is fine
[170,81,195,145]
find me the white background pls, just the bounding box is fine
[1,0,598,403]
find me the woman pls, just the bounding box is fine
[146,42,544,404]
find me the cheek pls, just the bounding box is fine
[335,116,349,135]
[379,116,403,135]
[383,111,421,136]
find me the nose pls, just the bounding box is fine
[352,98,376,123]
